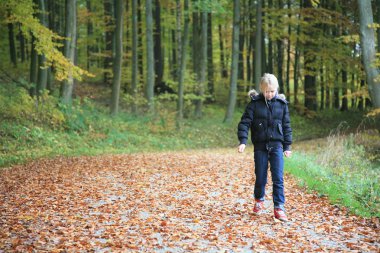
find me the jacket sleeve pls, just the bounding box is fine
[282,104,292,151]
[237,101,254,145]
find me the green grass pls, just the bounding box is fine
[285,140,380,218]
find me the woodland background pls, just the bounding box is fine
[0,0,380,218]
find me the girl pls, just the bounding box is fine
[237,73,292,221]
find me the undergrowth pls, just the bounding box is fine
[286,128,380,218]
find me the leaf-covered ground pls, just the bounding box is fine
[0,150,379,252]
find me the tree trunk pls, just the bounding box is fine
[218,25,228,78]
[131,0,138,114]
[17,24,25,62]
[137,0,144,78]
[192,10,201,78]
[154,0,164,89]
[358,0,380,108]
[103,0,113,85]
[238,10,245,81]
[177,0,190,124]
[276,0,284,92]
[29,35,38,96]
[146,0,155,112]
[254,0,262,90]
[111,0,123,115]
[36,0,48,95]
[285,0,291,98]
[293,0,301,106]
[267,0,273,74]
[194,10,207,118]
[207,12,214,99]
[87,0,94,71]
[224,0,240,123]
[247,0,253,83]
[171,28,177,79]
[303,0,317,111]
[341,69,348,111]
[320,67,324,110]
[61,0,77,104]
[7,22,17,67]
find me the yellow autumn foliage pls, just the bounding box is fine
[2,0,94,81]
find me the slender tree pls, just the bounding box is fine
[194,9,207,117]
[7,21,17,67]
[285,0,291,98]
[17,24,26,62]
[137,0,144,78]
[61,0,77,104]
[29,35,38,95]
[146,0,155,112]
[110,0,123,115]
[358,0,380,108]
[276,0,284,92]
[103,0,113,85]
[36,0,48,95]
[303,0,317,111]
[154,0,164,89]
[254,0,262,90]
[131,0,138,114]
[207,12,214,99]
[86,0,94,71]
[177,0,190,125]
[267,0,274,74]
[224,0,240,123]
[218,24,228,78]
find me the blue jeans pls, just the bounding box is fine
[254,147,285,211]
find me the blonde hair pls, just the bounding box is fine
[260,73,279,92]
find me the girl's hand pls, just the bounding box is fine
[284,150,292,157]
[238,144,246,153]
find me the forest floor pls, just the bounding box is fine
[0,149,379,252]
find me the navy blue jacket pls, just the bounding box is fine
[237,93,292,151]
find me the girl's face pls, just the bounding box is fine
[263,84,277,100]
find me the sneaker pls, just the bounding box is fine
[274,208,288,222]
[253,200,264,215]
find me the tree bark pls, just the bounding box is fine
[111,0,123,115]
[358,0,380,108]
[224,0,240,123]
[61,0,77,104]
[146,0,155,112]
[154,0,164,89]
[285,0,291,99]
[276,0,284,92]
[293,0,302,106]
[29,35,38,96]
[218,25,228,78]
[131,0,138,114]
[8,22,17,67]
[207,12,214,99]
[238,7,245,81]
[86,0,94,71]
[194,10,207,118]
[303,0,317,111]
[267,0,274,74]
[137,0,143,78]
[103,0,113,85]
[17,24,26,62]
[341,69,348,111]
[254,0,262,90]
[36,0,48,95]
[177,0,190,124]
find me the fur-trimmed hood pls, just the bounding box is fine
[248,89,286,101]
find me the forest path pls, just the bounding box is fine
[0,149,379,252]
